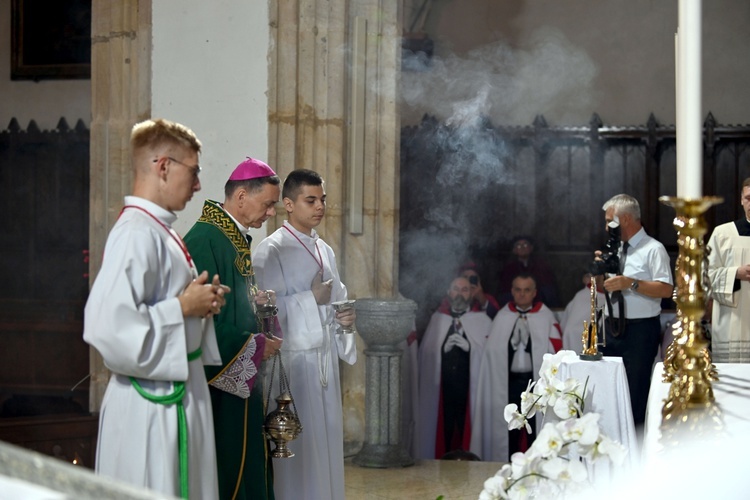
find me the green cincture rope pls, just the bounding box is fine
[130,348,203,499]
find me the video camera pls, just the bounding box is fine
[589,220,621,276]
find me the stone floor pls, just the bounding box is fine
[343,457,504,500]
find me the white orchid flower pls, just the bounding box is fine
[509,450,534,477]
[520,380,541,416]
[559,411,601,448]
[483,348,628,499]
[594,435,628,465]
[480,473,511,500]
[539,350,578,381]
[530,422,564,458]
[552,394,579,420]
[504,403,532,433]
[531,377,556,411]
[539,455,589,484]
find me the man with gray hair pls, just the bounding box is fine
[596,194,673,426]
[417,276,491,459]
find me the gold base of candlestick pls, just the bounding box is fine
[658,196,723,433]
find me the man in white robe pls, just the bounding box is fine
[417,276,491,459]
[561,273,606,352]
[708,177,750,362]
[253,169,356,500]
[470,274,562,462]
[84,119,226,499]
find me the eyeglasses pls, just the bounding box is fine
[514,242,530,248]
[168,156,201,179]
[154,156,201,180]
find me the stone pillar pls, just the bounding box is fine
[88,0,152,411]
[352,298,416,468]
[268,0,402,453]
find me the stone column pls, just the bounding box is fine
[268,0,402,453]
[352,298,416,468]
[88,0,152,411]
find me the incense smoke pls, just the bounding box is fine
[399,28,599,330]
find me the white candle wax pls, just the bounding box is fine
[676,0,702,199]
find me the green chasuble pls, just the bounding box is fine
[184,200,274,500]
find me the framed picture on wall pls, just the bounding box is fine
[11,0,91,80]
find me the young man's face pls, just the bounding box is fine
[741,186,750,220]
[284,183,326,234]
[161,150,202,212]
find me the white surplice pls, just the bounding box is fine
[253,221,356,500]
[83,196,222,499]
[707,221,750,362]
[470,302,562,462]
[416,310,491,459]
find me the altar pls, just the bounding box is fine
[558,356,638,465]
[643,362,750,457]
[630,362,750,499]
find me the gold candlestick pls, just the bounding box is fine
[659,196,723,434]
[580,275,603,361]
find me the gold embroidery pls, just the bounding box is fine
[196,200,263,332]
[197,201,255,277]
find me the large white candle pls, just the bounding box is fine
[675,31,683,194]
[676,0,702,199]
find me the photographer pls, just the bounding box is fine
[593,194,673,427]
[459,262,501,319]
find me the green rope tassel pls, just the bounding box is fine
[130,347,202,499]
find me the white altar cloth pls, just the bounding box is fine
[608,362,750,499]
[558,356,638,464]
[644,362,750,458]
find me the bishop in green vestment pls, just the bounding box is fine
[184,158,282,500]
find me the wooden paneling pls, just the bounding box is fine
[0,118,92,464]
[0,414,98,469]
[400,113,750,332]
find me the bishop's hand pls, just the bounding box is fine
[263,335,283,360]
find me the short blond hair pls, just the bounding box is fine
[131,118,202,155]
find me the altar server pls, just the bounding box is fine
[253,169,357,500]
[84,118,226,499]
